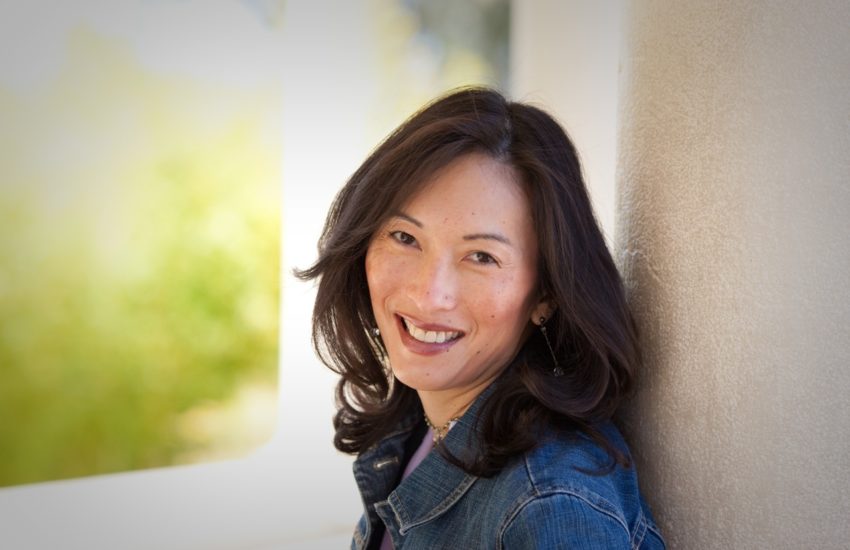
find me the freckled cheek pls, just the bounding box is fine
[469,278,534,327]
[366,251,413,299]
[365,251,389,302]
[467,289,511,323]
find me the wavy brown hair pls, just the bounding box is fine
[295,87,639,476]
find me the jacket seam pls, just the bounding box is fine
[395,474,478,534]
[522,451,538,487]
[630,507,648,549]
[497,489,631,550]
[645,522,666,549]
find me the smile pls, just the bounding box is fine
[400,316,463,344]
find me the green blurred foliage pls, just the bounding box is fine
[0,0,509,488]
[0,29,280,486]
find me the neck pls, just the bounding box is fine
[417,384,485,429]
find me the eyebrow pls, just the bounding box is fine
[392,212,422,228]
[463,232,513,246]
[390,212,514,247]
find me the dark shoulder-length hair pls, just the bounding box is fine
[296,87,639,476]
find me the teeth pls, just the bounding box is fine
[403,318,460,344]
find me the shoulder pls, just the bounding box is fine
[494,422,665,549]
[499,422,629,511]
[498,491,665,550]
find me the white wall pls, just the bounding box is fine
[511,0,623,243]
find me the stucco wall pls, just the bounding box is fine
[615,1,850,548]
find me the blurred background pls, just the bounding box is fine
[0,0,509,488]
[3,1,848,549]
[0,1,627,548]
[0,0,626,546]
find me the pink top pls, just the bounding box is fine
[379,427,434,550]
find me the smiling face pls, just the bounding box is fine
[365,153,548,410]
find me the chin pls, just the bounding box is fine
[391,368,450,393]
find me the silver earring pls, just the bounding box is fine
[539,316,564,377]
[371,327,380,338]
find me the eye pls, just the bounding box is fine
[389,230,417,247]
[468,251,499,266]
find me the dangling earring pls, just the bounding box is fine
[539,316,564,377]
[369,326,389,369]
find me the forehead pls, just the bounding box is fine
[404,152,524,202]
[397,153,535,239]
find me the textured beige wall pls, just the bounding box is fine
[615,1,850,548]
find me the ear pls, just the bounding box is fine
[530,300,556,326]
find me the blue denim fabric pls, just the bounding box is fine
[351,385,665,549]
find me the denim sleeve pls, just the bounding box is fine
[500,493,634,550]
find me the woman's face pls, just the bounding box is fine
[365,153,547,401]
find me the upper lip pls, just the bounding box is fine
[396,313,464,334]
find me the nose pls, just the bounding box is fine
[407,254,458,312]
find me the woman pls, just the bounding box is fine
[297,88,665,549]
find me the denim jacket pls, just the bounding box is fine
[351,385,665,549]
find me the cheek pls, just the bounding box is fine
[365,251,385,301]
[365,247,407,302]
[472,277,527,321]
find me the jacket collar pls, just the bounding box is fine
[352,410,422,521]
[379,381,497,535]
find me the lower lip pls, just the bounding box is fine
[395,315,462,356]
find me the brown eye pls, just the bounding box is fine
[469,251,498,266]
[389,230,417,246]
